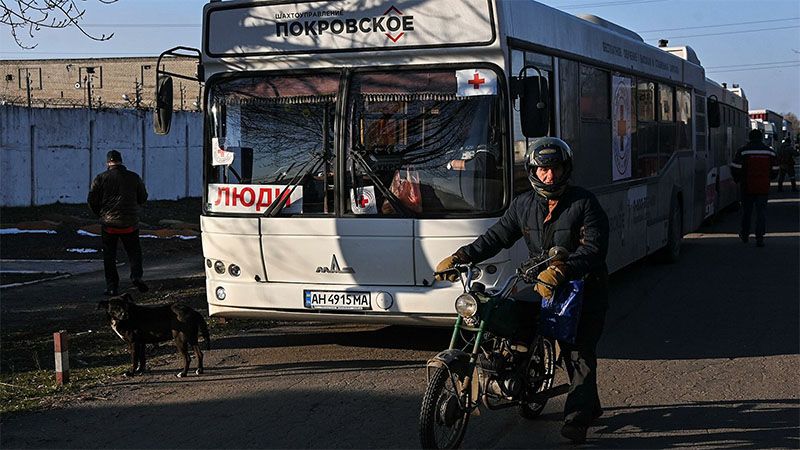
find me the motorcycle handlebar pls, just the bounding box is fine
[432,264,470,277]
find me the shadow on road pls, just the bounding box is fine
[213,325,451,353]
[591,398,799,448]
[110,358,424,386]
[599,190,799,361]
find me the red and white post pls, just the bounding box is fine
[53,331,69,385]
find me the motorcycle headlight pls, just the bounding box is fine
[455,293,478,318]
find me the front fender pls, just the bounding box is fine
[426,349,480,409]
[427,349,471,373]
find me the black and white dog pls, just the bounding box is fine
[98,293,210,378]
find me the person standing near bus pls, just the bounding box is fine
[88,150,149,295]
[731,129,779,247]
[776,137,798,192]
[435,137,609,444]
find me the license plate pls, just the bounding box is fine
[304,290,371,310]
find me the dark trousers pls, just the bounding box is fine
[777,165,796,191]
[740,194,768,240]
[101,228,143,289]
[559,308,606,426]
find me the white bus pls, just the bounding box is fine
[704,80,748,218]
[154,0,729,325]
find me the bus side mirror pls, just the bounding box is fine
[707,95,720,129]
[519,76,550,138]
[154,74,173,135]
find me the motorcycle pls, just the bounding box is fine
[419,247,572,449]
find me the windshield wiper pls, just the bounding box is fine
[349,147,414,218]
[263,151,327,217]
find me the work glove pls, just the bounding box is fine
[434,254,463,282]
[534,265,566,299]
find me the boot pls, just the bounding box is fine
[561,423,588,444]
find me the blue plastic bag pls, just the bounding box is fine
[538,280,584,344]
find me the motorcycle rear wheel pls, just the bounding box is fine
[519,337,555,419]
[419,367,470,449]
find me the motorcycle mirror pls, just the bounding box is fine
[548,246,569,261]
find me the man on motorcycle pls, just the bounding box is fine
[435,137,609,444]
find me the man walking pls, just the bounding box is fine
[88,150,149,295]
[776,137,798,192]
[731,129,779,247]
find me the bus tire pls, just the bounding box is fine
[658,198,683,263]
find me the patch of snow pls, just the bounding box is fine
[67,248,99,253]
[176,235,198,240]
[0,228,57,235]
[140,234,159,239]
[77,230,100,237]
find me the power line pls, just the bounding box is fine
[0,51,162,56]
[705,60,800,69]
[80,23,200,28]
[638,17,800,34]
[706,63,800,73]
[646,25,799,40]
[559,0,666,9]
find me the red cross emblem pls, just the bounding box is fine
[358,195,370,208]
[468,73,486,89]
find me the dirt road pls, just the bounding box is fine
[1,191,798,448]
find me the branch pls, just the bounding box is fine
[1,0,117,48]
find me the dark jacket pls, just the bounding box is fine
[731,140,778,195]
[777,141,798,168]
[88,165,148,228]
[457,186,610,311]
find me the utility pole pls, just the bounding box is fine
[25,70,31,108]
[180,82,186,110]
[135,80,142,109]
[86,74,93,109]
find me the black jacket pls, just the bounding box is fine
[87,165,148,228]
[457,186,610,310]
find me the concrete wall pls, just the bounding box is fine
[0,105,203,207]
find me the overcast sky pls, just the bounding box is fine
[1,0,798,114]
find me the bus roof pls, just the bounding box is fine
[202,0,705,88]
[705,78,748,111]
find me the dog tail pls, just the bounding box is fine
[199,316,211,350]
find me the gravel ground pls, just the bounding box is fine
[0,198,202,262]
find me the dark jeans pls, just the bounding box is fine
[777,165,796,190]
[560,308,606,425]
[740,194,768,240]
[101,228,143,289]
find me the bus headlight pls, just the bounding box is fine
[215,286,226,300]
[455,293,478,318]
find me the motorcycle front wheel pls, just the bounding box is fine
[419,367,470,449]
[519,337,555,419]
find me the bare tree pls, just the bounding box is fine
[1,0,117,49]
[782,112,798,127]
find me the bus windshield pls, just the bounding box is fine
[206,68,505,217]
[347,70,504,217]
[208,73,339,215]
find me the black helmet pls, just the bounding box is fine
[526,137,573,198]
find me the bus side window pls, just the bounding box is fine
[575,64,611,188]
[658,84,676,169]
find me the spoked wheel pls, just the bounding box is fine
[419,367,471,449]
[519,337,555,419]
